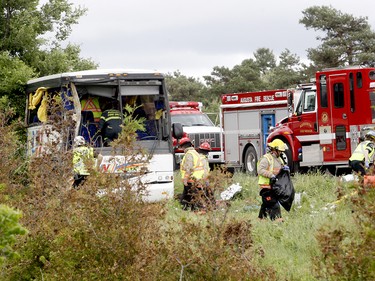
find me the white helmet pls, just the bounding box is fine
[74,136,86,146]
[365,130,375,140]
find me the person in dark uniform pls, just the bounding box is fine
[97,100,123,146]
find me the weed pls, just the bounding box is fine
[0,105,374,280]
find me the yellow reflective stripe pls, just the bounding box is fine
[105,116,121,121]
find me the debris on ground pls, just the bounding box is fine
[340,174,359,183]
[220,183,242,201]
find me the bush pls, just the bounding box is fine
[314,185,375,280]
[1,102,374,280]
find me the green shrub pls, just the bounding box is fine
[1,102,374,280]
[0,205,28,265]
[314,186,375,280]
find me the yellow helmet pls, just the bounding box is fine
[268,139,287,151]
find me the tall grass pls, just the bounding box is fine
[172,170,373,280]
[1,100,374,280]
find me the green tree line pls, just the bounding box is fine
[1,3,375,115]
[165,6,375,112]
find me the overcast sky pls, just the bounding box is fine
[64,0,375,79]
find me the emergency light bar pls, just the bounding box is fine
[169,101,203,111]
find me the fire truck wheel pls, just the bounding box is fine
[243,146,258,176]
[281,141,293,172]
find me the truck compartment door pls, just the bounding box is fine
[325,74,351,162]
[261,114,275,154]
[223,111,240,165]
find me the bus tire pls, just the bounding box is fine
[243,146,258,176]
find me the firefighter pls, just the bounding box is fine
[73,136,94,188]
[198,142,211,182]
[97,100,123,146]
[257,139,289,221]
[81,95,102,123]
[179,137,206,211]
[349,131,375,176]
[198,142,215,208]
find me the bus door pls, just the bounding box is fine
[325,73,351,162]
[261,114,275,154]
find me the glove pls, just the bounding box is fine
[270,176,277,185]
[365,160,370,169]
[283,165,290,172]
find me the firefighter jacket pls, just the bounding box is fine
[257,152,283,188]
[81,97,102,122]
[98,109,122,141]
[180,147,205,183]
[73,146,94,175]
[29,87,49,122]
[200,154,210,182]
[349,140,375,162]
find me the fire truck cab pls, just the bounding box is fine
[268,66,375,174]
[170,101,223,167]
[220,90,288,175]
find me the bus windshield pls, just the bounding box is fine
[26,71,170,151]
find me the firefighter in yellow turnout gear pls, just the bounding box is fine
[257,139,289,221]
[73,136,94,188]
[349,131,375,176]
[179,137,206,211]
[81,96,102,122]
[198,142,215,209]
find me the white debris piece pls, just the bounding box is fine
[294,192,302,206]
[220,183,242,200]
[340,174,359,183]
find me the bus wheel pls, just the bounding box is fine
[244,146,258,176]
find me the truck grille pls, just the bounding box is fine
[189,132,221,150]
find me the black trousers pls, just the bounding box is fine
[73,174,87,189]
[181,182,206,211]
[180,183,195,210]
[258,188,281,220]
[349,160,366,176]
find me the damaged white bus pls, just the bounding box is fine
[25,69,183,202]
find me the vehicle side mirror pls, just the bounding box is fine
[172,123,183,139]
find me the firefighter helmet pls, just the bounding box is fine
[199,142,211,151]
[179,137,192,148]
[74,136,86,146]
[268,139,287,151]
[365,130,375,140]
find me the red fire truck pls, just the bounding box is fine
[267,66,375,174]
[170,101,223,167]
[220,90,288,175]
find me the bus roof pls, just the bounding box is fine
[26,69,165,92]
